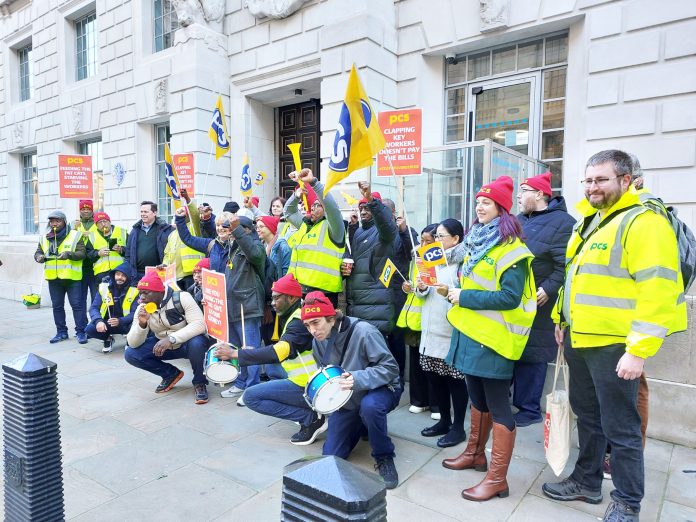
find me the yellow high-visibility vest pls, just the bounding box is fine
[99,286,139,319]
[447,238,536,361]
[288,219,345,293]
[40,230,83,281]
[396,261,424,331]
[279,308,318,387]
[552,191,686,358]
[90,226,128,276]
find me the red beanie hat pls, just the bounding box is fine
[79,199,93,210]
[272,273,303,297]
[137,271,166,293]
[303,184,319,213]
[301,291,336,320]
[358,192,382,206]
[93,212,111,223]
[521,171,553,197]
[258,215,280,236]
[193,257,210,273]
[476,176,514,213]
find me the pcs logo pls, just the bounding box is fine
[329,99,373,172]
[211,109,229,149]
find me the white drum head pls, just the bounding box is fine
[206,362,238,384]
[313,378,353,414]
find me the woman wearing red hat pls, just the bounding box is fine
[441,176,537,502]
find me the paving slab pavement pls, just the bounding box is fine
[0,298,695,521]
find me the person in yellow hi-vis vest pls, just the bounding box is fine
[542,150,687,522]
[214,274,324,445]
[87,212,128,282]
[283,169,346,306]
[442,176,536,502]
[74,199,99,320]
[34,210,90,344]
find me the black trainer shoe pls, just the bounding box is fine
[603,499,639,522]
[194,384,209,404]
[374,456,399,489]
[290,415,327,446]
[542,477,603,504]
[102,336,114,353]
[49,333,68,344]
[155,370,184,393]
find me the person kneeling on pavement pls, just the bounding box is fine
[124,270,210,404]
[301,291,402,489]
[214,273,326,445]
[86,262,139,353]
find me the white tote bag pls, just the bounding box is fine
[544,346,573,476]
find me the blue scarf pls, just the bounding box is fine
[460,218,501,277]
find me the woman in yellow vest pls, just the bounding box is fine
[34,210,89,344]
[442,176,536,502]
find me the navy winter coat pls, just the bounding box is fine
[124,218,173,275]
[517,197,575,363]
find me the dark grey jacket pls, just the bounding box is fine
[224,221,267,322]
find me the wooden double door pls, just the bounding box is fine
[277,99,321,200]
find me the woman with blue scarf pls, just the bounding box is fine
[442,176,536,502]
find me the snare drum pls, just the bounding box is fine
[304,365,353,414]
[204,345,239,386]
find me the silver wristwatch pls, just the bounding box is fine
[168,335,177,344]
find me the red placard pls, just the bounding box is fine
[173,153,195,198]
[59,154,93,198]
[202,268,228,343]
[377,109,422,176]
[415,257,438,286]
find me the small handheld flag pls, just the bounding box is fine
[208,95,231,159]
[163,144,183,211]
[417,241,447,268]
[253,171,267,186]
[341,191,359,206]
[324,64,386,196]
[379,259,398,288]
[240,153,252,196]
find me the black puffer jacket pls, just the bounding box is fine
[517,197,575,363]
[225,218,267,322]
[346,199,399,335]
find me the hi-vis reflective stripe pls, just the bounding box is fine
[293,261,340,277]
[631,320,669,338]
[579,263,631,278]
[609,207,644,265]
[497,247,531,271]
[468,272,495,291]
[478,309,531,337]
[408,304,422,314]
[295,225,343,259]
[633,266,679,283]
[575,293,636,310]
[678,293,685,305]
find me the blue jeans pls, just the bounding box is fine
[565,340,643,511]
[48,279,87,335]
[85,320,130,341]
[81,268,98,313]
[512,361,548,423]
[244,378,315,426]
[323,385,402,460]
[228,317,262,390]
[124,334,209,385]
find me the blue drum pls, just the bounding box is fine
[204,344,239,386]
[304,365,353,414]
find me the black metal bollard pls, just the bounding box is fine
[3,353,64,522]
[281,455,387,521]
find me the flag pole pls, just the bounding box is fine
[385,154,419,264]
[201,139,216,202]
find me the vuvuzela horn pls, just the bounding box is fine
[287,143,309,212]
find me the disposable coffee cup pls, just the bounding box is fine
[342,258,354,272]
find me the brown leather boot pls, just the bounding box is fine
[442,406,492,471]
[461,423,516,501]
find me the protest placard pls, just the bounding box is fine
[59,154,93,198]
[202,268,228,343]
[173,153,195,198]
[377,108,422,176]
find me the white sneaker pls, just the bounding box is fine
[236,395,245,407]
[220,385,245,398]
[431,412,441,420]
[409,405,429,414]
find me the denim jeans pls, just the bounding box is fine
[81,268,98,313]
[85,320,130,341]
[228,317,262,390]
[244,378,315,426]
[48,279,87,335]
[565,340,643,511]
[124,334,209,385]
[323,384,403,460]
[512,361,548,423]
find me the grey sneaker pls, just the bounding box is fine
[603,499,639,522]
[220,385,244,398]
[542,477,603,504]
[374,457,399,490]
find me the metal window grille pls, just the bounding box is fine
[78,139,104,210]
[22,153,39,234]
[155,123,173,222]
[18,45,33,102]
[76,12,98,81]
[154,0,179,52]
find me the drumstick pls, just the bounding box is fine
[240,303,246,348]
[295,351,313,376]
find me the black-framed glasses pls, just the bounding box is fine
[434,233,451,239]
[581,176,621,187]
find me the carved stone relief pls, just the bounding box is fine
[154,79,168,113]
[72,105,83,134]
[12,122,23,148]
[480,0,510,33]
[171,0,224,27]
[245,0,312,20]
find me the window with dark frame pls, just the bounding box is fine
[18,44,33,102]
[22,152,39,234]
[154,0,179,52]
[76,12,98,81]
[78,139,103,210]
[155,123,172,222]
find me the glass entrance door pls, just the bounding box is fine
[470,75,539,157]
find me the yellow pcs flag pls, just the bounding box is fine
[163,144,182,211]
[341,191,359,206]
[417,241,447,268]
[379,258,398,288]
[209,95,231,159]
[240,153,253,197]
[324,64,386,196]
